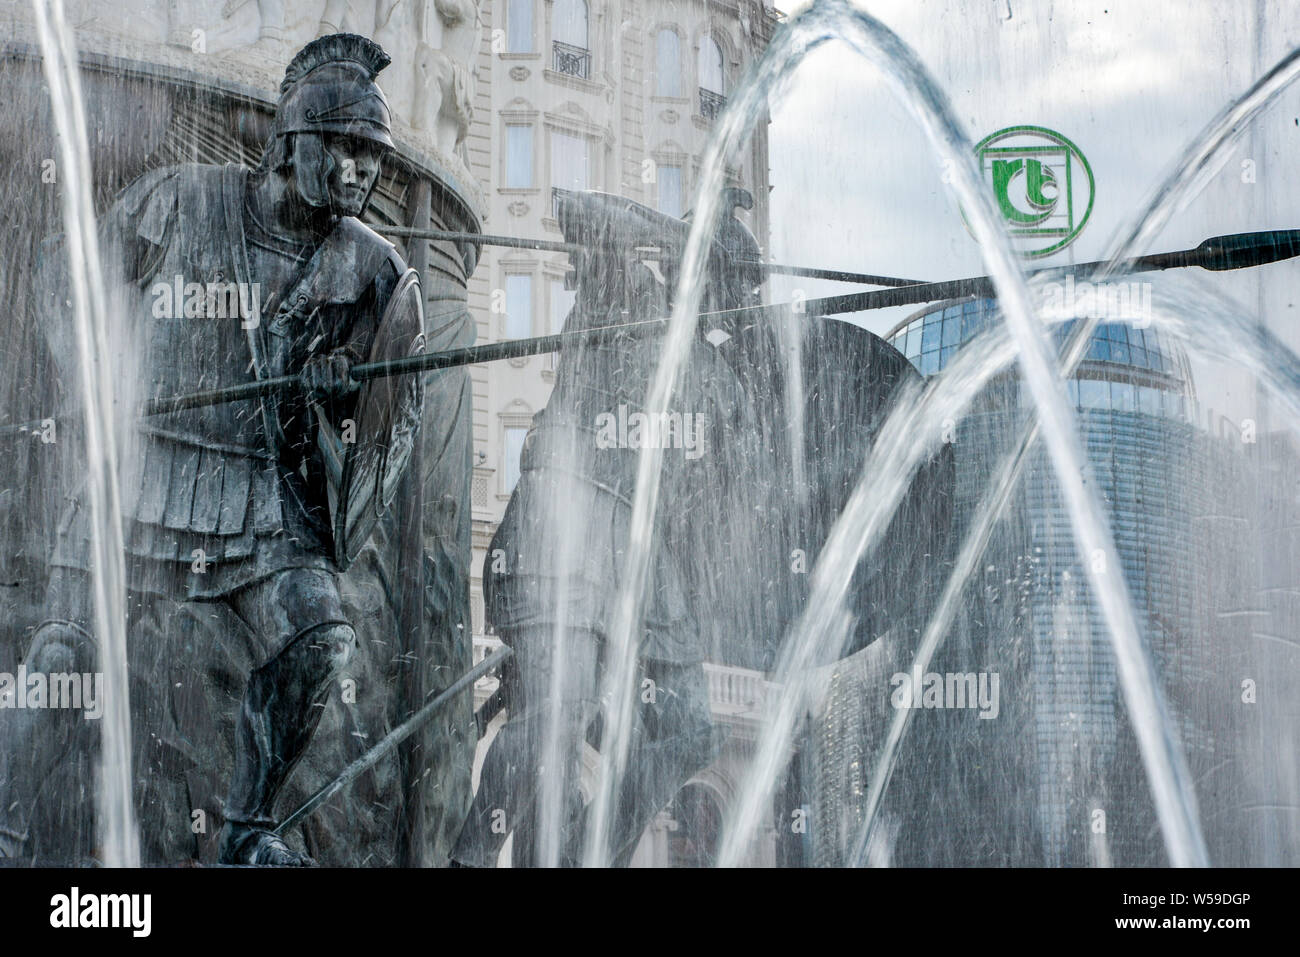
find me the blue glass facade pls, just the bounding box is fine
[885,297,1195,408]
[812,298,1249,866]
[906,299,1213,865]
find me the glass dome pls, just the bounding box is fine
[884,297,1198,420]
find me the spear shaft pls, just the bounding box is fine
[275,644,513,836]
[133,227,1300,417]
[375,225,925,287]
[0,226,1281,427]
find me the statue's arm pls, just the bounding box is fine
[38,166,181,387]
[340,255,403,364]
[99,166,182,287]
[302,256,404,404]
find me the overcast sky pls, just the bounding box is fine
[759,0,1300,419]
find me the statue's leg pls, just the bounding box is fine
[605,658,717,867]
[0,567,97,863]
[450,625,600,867]
[259,0,285,39]
[317,0,350,36]
[218,568,354,866]
[248,0,288,54]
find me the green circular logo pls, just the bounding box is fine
[972,125,1094,258]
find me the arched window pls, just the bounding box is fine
[656,29,681,97]
[553,0,590,77]
[698,35,725,94]
[666,784,723,868]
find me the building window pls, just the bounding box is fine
[698,35,726,119]
[699,35,725,92]
[507,0,534,53]
[657,164,683,217]
[503,426,528,493]
[505,274,532,339]
[506,124,534,188]
[547,278,575,370]
[551,129,590,213]
[656,29,681,97]
[549,277,576,333]
[552,0,590,77]
[1079,378,1108,410]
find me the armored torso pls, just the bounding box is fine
[50,162,406,599]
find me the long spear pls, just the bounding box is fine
[0,227,1292,431]
[130,227,1300,418]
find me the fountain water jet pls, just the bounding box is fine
[850,40,1300,863]
[712,0,1208,868]
[580,15,827,868]
[29,0,139,867]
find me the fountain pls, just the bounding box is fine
[0,0,1298,869]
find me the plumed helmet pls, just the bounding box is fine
[271,33,395,150]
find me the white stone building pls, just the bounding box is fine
[462,0,784,865]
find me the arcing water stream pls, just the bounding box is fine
[29,0,139,867]
[581,0,1300,869]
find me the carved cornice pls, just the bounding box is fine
[0,20,487,219]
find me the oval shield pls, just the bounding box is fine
[328,267,425,569]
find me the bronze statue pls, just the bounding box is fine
[448,186,955,866]
[0,34,424,866]
[451,190,758,867]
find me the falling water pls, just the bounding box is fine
[715,0,1208,868]
[580,15,827,867]
[849,364,1041,866]
[842,274,1300,864]
[718,295,1020,867]
[781,303,808,505]
[849,42,1300,863]
[537,427,583,868]
[29,0,139,866]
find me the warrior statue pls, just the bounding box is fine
[0,34,424,866]
[451,189,756,867]
[450,186,954,867]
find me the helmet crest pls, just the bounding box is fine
[280,34,391,93]
[269,33,396,151]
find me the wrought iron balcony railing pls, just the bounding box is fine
[552,41,591,79]
[699,87,726,121]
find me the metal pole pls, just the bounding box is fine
[44,227,1300,420]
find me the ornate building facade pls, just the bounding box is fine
[462,0,781,865]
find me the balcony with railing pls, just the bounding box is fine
[698,87,726,121]
[703,662,772,725]
[470,635,772,728]
[552,40,591,79]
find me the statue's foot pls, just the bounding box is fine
[243,34,291,65]
[219,823,315,867]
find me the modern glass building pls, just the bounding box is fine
[810,297,1268,866]
[885,296,1196,399]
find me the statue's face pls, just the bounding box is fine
[322,133,385,217]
